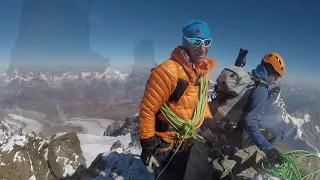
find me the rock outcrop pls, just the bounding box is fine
[0,131,85,180]
[104,115,139,137]
[48,132,86,179]
[66,138,149,180]
[0,132,51,180]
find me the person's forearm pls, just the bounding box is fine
[244,118,273,151]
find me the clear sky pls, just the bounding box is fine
[0,0,319,88]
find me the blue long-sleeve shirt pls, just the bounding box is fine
[243,64,273,151]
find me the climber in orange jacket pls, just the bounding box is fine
[138,20,218,179]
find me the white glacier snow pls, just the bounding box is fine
[6,113,43,135]
[77,133,132,166]
[64,118,114,136]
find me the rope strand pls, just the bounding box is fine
[262,150,320,180]
[155,73,209,179]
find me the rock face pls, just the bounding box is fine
[66,138,149,180]
[64,153,106,180]
[0,131,85,180]
[48,132,86,179]
[209,144,320,180]
[0,133,51,180]
[0,120,14,145]
[104,115,139,137]
[9,0,108,72]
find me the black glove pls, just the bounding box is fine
[141,148,154,165]
[265,148,284,165]
[141,148,160,173]
[140,136,160,173]
[201,118,218,131]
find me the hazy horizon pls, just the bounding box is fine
[1,0,319,89]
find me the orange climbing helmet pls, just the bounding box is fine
[262,52,286,77]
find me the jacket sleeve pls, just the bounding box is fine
[139,64,178,141]
[243,86,273,151]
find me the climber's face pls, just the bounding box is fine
[186,44,209,64]
[268,73,280,85]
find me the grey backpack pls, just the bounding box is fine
[209,66,267,130]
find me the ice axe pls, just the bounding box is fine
[235,48,248,67]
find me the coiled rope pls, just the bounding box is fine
[155,73,208,180]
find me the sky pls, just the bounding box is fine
[0,0,319,89]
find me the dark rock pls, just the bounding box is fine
[88,153,107,172]
[103,120,124,136]
[0,133,51,180]
[48,131,86,179]
[62,165,93,180]
[110,140,124,151]
[104,116,139,137]
[63,153,108,180]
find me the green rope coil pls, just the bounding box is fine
[159,73,209,143]
[155,73,209,180]
[262,150,320,180]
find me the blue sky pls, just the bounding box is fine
[0,0,319,88]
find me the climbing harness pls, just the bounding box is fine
[262,150,320,180]
[155,73,208,180]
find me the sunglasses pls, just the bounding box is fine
[184,36,212,47]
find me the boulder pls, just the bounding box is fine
[47,132,86,179]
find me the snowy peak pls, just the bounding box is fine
[5,67,127,81]
[263,87,320,155]
[274,89,311,129]
[62,68,127,82]
[3,67,128,90]
[94,67,128,82]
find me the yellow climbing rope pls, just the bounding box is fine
[155,73,209,179]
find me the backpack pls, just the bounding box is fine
[209,65,267,130]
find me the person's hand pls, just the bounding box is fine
[201,118,218,131]
[265,148,284,165]
[141,148,160,173]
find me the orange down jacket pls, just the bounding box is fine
[139,46,218,145]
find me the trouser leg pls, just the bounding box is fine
[155,148,191,180]
[183,141,218,180]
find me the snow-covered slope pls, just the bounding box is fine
[0,112,147,180]
[0,83,319,179]
[0,113,44,146]
[78,133,132,166]
[260,88,320,155]
[63,118,114,136]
